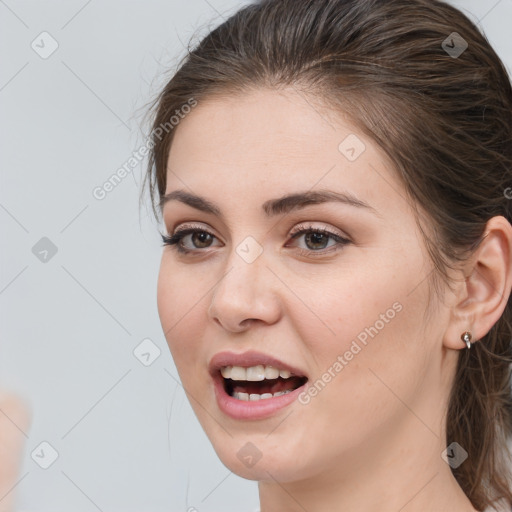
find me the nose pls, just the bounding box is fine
[207,248,282,332]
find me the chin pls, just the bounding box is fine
[204,429,316,483]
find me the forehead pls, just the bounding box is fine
[165,87,408,221]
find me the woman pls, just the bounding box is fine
[143,0,512,510]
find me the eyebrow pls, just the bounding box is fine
[159,189,379,217]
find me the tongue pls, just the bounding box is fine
[231,376,304,395]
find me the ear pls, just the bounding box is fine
[444,215,512,350]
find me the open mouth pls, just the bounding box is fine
[221,364,308,401]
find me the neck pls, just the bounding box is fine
[258,413,477,512]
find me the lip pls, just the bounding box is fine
[209,350,309,420]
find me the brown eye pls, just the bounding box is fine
[189,231,214,248]
[288,225,351,256]
[161,227,220,254]
[302,231,330,250]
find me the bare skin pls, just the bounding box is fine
[0,391,30,512]
[157,87,511,511]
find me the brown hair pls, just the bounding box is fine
[142,0,512,509]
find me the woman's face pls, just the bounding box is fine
[157,87,454,483]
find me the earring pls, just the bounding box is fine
[461,331,472,349]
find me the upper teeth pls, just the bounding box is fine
[221,365,292,381]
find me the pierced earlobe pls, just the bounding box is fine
[461,331,472,350]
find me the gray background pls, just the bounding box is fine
[1,1,510,511]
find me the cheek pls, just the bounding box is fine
[157,259,205,371]
[288,254,414,360]
[292,253,430,437]
[157,260,179,337]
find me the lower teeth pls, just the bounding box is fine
[231,390,293,401]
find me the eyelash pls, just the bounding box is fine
[160,223,351,257]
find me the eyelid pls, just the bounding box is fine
[288,221,349,240]
[171,222,218,237]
